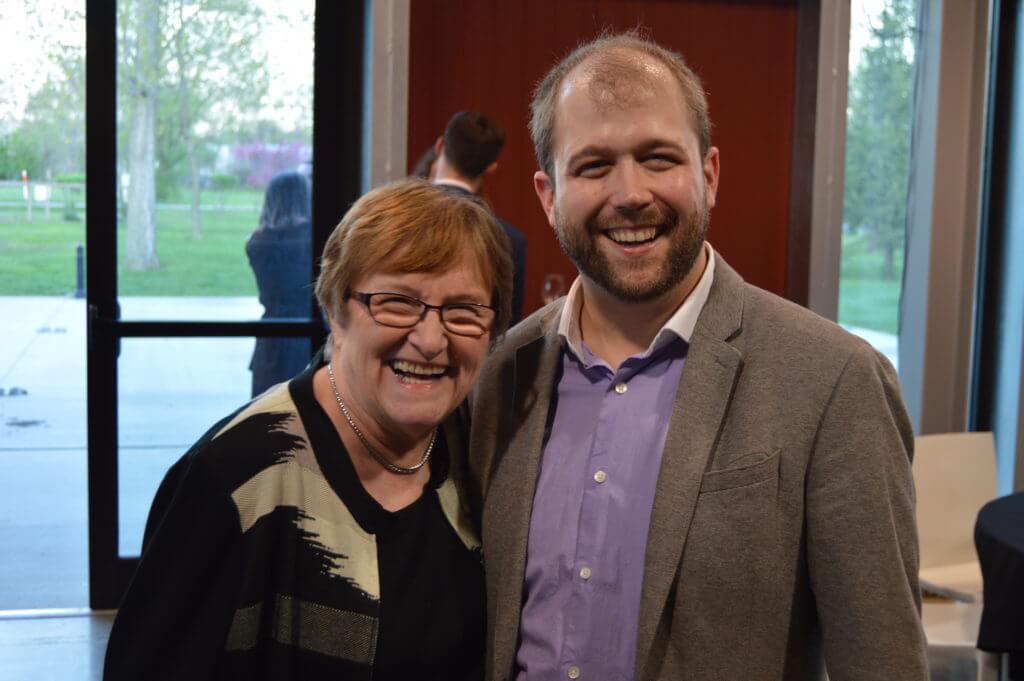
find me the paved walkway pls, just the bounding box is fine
[0,295,261,610]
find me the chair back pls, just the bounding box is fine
[913,432,997,570]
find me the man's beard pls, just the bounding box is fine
[553,201,709,303]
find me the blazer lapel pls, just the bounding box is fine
[633,260,746,678]
[486,307,564,679]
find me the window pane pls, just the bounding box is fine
[117,336,311,557]
[0,1,87,609]
[839,0,919,371]
[115,0,313,322]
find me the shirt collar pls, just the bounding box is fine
[557,242,717,361]
[433,177,475,194]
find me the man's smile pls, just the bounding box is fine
[604,225,660,245]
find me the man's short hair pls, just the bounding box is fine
[529,30,712,178]
[315,179,513,336]
[442,111,507,180]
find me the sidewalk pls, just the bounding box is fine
[0,295,261,610]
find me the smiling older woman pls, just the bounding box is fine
[103,180,513,681]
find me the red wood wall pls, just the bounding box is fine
[408,0,799,316]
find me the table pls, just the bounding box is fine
[975,491,1024,678]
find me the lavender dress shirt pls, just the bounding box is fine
[515,248,716,681]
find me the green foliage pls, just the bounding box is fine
[0,134,43,179]
[844,0,916,281]
[210,173,240,190]
[840,230,905,280]
[5,45,86,179]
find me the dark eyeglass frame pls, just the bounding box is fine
[347,290,496,338]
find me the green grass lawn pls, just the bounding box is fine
[836,231,902,336]
[0,203,261,296]
[838,278,900,335]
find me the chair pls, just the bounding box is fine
[912,432,1002,681]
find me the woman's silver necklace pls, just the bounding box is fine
[326,363,435,475]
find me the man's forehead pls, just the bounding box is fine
[558,49,674,109]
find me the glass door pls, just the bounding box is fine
[85,0,364,609]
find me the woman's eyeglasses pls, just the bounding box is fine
[348,290,495,338]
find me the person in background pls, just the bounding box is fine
[469,32,928,681]
[246,170,313,397]
[103,179,513,680]
[433,111,527,324]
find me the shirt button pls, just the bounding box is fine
[593,470,607,484]
[579,566,592,580]
[614,382,628,394]
[568,666,581,679]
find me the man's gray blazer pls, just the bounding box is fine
[468,255,928,681]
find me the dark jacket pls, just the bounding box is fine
[246,224,312,396]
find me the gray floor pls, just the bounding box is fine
[0,608,1006,681]
[0,611,113,681]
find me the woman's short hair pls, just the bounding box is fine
[316,179,514,335]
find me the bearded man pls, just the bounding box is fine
[468,32,928,681]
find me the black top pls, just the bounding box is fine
[296,368,486,681]
[976,491,1024,654]
[246,224,314,396]
[103,361,484,680]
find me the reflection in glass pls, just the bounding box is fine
[839,0,918,370]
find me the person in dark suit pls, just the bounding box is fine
[432,111,527,324]
[246,171,312,397]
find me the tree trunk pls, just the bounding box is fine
[883,241,896,281]
[124,1,160,271]
[188,132,202,240]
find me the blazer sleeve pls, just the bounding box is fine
[804,343,928,680]
[103,454,244,681]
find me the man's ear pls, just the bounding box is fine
[533,170,556,227]
[484,161,498,177]
[433,136,444,156]
[703,146,720,210]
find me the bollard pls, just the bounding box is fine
[74,244,85,298]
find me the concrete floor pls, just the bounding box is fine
[0,607,1010,681]
[0,611,113,681]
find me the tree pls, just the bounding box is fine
[121,0,162,270]
[0,44,84,180]
[843,0,916,280]
[0,5,85,180]
[119,0,268,269]
[164,0,266,239]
